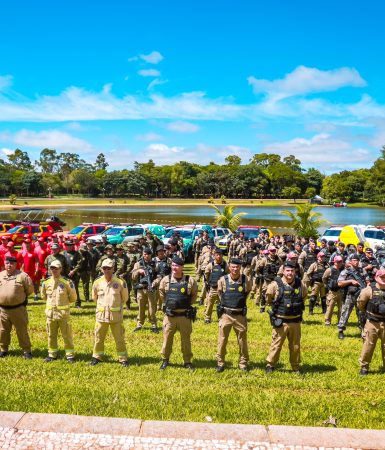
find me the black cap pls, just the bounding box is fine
[156,245,165,253]
[320,238,327,243]
[328,240,335,246]
[338,242,345,247]
[283,261,296,269]
[350,253,360,260]
[172,256,184,266]
[229,257,242,265]
[143,247,152,254]
[214,247,223,254]
[5,255,17,263]
[65,239,74,245]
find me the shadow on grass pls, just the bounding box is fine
[299,363,337,373]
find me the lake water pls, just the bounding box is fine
[1,205,384,233]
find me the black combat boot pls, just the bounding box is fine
[308,296,316,315]
[321,297,327,314]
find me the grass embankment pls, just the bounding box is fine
[4,197,379,209]
[1,263,384,429]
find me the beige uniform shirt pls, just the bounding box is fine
[41,276,77,320]
[217,274,252,299]
[357,285,372,312]
[0,270,34,307]
[92,276,128,323]
[266,276,307,308]
[159,274,198,308]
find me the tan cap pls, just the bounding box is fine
[101,258,114,268]
[50,260,62,269]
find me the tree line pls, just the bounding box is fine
[1,147,385,204]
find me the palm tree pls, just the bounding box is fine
[211,205,247,231]
[280,203,326,238]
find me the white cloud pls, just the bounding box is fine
[138,69,161,77]
[248,66,366,100]
[167,121,200,133]
[262,133,370,170]
[0,129,95,153]
[147,78,168,91]
[128,51,164,64]
[1,147,13,156]
[136,132,164,142]
[0,75,13,92]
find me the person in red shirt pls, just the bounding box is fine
[0,236,9,270]
[20,239,39,300]
[34,237,50,284]
[4,242,22,269]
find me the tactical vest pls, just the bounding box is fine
[157,259,171,277]
[245,251,257,266]
[367,283,385,319]
[263,258,279,281]
[220,275,247,309]
[346,267,365,296]
[165,276,190,310]
[303,250,317,271]
[274,277,303,318]
[327,267,341,292]
[312,262,327,282]
[139,259,155,281]
[209,262,227,288]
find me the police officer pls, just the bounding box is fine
[357,268,385,375]
[96,245,117,275]
[298,240,318,272]
[0,255,34,359]
[153,245,172,311]
[90,258,129,367]
[41,260,77,362]
[204,248,228,324]
[360,248,379,282]
[337,254,368,340]
[78,243,92,302]
[323,255,344,325]
[159,256,198,370]
[216,257,251,372]
[265,261,307,373]
[45,243,70,277]
[256,246,282,313]
[194,230,209,276]
[305,251,329,314]
[63,239,84,308]
[132,247,159,333]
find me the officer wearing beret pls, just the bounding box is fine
[41,260,77,362]
[0,255,34,359]
[357,268,385,375]
[216,257,251,372]
[265,261,307,373]
[159,256,198,370]
[90,258,129,366]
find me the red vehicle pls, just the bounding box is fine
[65,223,111,241]
[0,223,55,245]
[0,221,21,233]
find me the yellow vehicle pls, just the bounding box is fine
[338,225,370,251]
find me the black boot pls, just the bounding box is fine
[308,296,316,315]
[321,297,327,314]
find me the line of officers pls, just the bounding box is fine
[1,232,385,375]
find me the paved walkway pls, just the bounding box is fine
[1,411,384,449]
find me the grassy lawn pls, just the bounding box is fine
[1,263,384,429]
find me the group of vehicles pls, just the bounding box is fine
[318,224,385,250]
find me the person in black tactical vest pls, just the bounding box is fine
[62,240,84,308]
[376,244,385,268]
[304,251,329,315]
[322,255,344,325]
[215,257,251,372]
[256,246,282,313]
[265,261,307,374]
[329,242,348,265]
[78,243,93,302]
[298,239,318,273]
[203,248,228,324]
[131,247,159,333]
[153,245,172,312]
[239,240,258,278]
[357,268,385,375]
[158,256,198,370]
[360,248,379,282]
[337,254,368,340]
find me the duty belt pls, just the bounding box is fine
[276,315,301,323]
[223,307,243,316]
[0,299,28,310]
[96,306,122,312]
[169,309,187,317]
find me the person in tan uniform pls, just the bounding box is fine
[265,261,307,373]
[90,258,129,367]
[0,255,34,359]
[304,251,329,315]
[204,248,228,324]
[256,246,282,313]
[197,241,215,305]
[357,268,385,375]
[216,257,251,372]
[159,256,198,370]
[322,255,344,325]
[41,259,77,362]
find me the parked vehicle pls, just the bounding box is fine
[317,226,344,246]
[1,222,55,245]
[163,225,213,262]
[0,221,20,233]
[236,225,273,239]
[65,223,111,241]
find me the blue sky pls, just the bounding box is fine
[1,0,385,172]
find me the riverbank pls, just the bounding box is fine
[0,197,380,210]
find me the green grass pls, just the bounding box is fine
[1,263,384,429]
